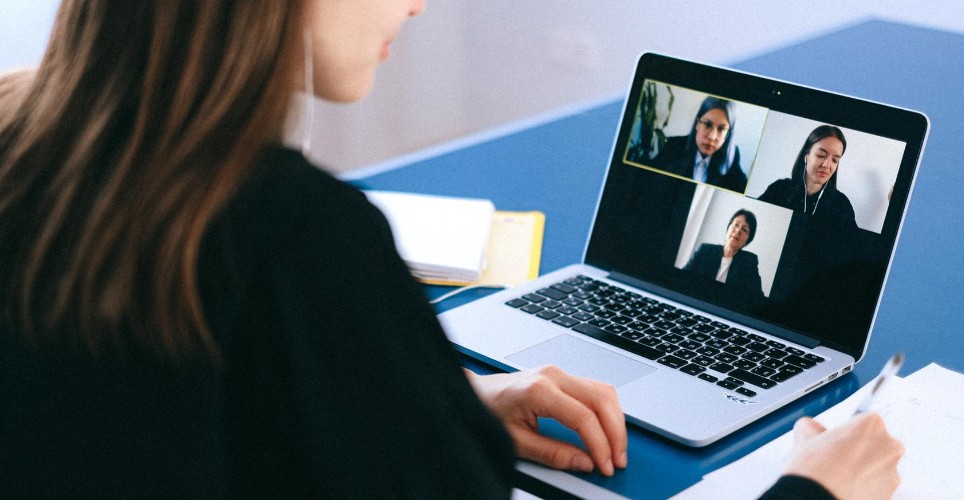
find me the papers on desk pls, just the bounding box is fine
[364,191,544,287]
[670,363,964,500]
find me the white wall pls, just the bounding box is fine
[745,112,905,233]
[3,0,963,172]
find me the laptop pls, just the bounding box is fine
[438,53,929,446]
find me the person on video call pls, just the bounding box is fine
[0,1,905,499]
[758,125,858,231]
[650,96,748,192]
[684,209,764,297]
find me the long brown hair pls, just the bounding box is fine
[0,1,305,362]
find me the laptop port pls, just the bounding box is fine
[827,372,839,381]
[842,365,853,374]
[805,380,825,393]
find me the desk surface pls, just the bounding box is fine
[356,20,964,500]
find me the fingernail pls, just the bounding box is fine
[618,451,628,468]
[571,455,593,472]
[604,459,614,476]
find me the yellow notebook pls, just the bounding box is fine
[421,211,545,288]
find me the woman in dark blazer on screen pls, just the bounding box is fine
[685,209,765,298]
[650,97,748,193]
[0,0,903,499]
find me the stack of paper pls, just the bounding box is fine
[364,191,496,284]
[670,363,964,500]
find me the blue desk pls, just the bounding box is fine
[355,20,964,499]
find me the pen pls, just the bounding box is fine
[854,352,905,415]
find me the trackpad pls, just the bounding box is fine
[506,334,656,388]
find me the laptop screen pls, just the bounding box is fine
[585,54,928,358]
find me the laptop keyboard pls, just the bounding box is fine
[505,275,826,398]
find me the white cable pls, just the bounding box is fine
[301,29,314,157]
[429,285,506,305]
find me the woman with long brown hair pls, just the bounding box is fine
[0,1,903,499]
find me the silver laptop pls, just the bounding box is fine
[438,53,929,446]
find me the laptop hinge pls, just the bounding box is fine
[607,271,820,349]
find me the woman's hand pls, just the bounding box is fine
[783,414,905,500]
[464,366,628,476]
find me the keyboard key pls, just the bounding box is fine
[706,339,729,350]
[611,315,633,325]
[638,336,661,347]
[588,297,608,306]
[730,336,751,346]
[570,323,663,360]
[729,327,748,336]
[537,288,568,300]
[781,365,803,374]
[676,349,698,360]
[669,326,693,336]
[505,298,529,308]
[723,377,745,386]
[676,318,698,328]
[577,304,599,313]
[751,366,776,377]
[605,324,628,335]
[783,355,817,369]
[746,342,770,353]
[698,373,719,383]
[571,312,594,321]
[655,343,680,353]
[710,321,729,329]
[551,283,578,294]
[765,340,785,348]
[717,379,741,390]
[743,352,766,362]
[660,312,682,321]
[761,358,785,369]
[596,310,616,319]
[604,302,626,312]
[520,304,544,314]
[735,387,757,398]
[564,278,584,286]
[715,353,739,364]
[522,293,546,303]
[572,291,591,300]
[693,315,711,323]
[561,297,583,307]
[710,329,734,340]
[628,321,649,331]
[653,321,676,330]
[557,306,579,316]
[680,364,706,376]
[710,362,735,373]
[692,356,715,367]
[612,295,631,303]
[536,310,561,320]
[588,319,609,328]
[688,333,712,343]
[785,346,805,356]
[764,348,787,359]
[771,370,800,382]
[729,369,777,389]
[748,334,766,342]
[657,356,687,369]
[679,340,701,351]
[552,316,580,328]
[734,360,756,370]
[662,334,686,344]
[696,346,720,356]
[643,328,665,338]
[804,354,825,363]
[723,345,747,355]
[620,331,643,341]
[693,324,716,333]
[676,310,693,317]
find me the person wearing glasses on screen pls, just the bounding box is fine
[0,1,903,499]
[758,125,858,231]
[684,209,765,298]
[650,96,748,193]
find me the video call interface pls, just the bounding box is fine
[587,79,909,353]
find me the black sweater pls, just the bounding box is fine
[0,147,834,500]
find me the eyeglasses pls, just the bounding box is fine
[697,119,730,136]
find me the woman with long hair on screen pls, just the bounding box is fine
[650,96,748,192]
[758,125,858,231]
[0,1,901,498]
